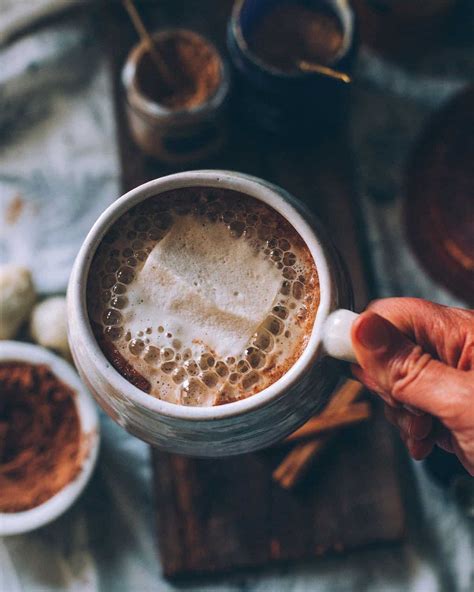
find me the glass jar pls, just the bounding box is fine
[122,29,230,165]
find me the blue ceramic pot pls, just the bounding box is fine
[227,0,358,137]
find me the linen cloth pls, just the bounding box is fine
[0,3,473,591]
[0,9,118,294]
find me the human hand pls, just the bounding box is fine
[350,298,474,475]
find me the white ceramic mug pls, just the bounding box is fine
[67,170,358,457]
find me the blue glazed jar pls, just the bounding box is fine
[227,0,358,138]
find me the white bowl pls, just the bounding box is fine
[0,341,100,536]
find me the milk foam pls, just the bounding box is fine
[87,188,320,406]
[124,214,281,358]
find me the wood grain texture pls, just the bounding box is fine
[151,407,405,578]
[104,0,407,579]
[274,380,366,488]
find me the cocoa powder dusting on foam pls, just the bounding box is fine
[136,33,221,109]
[0,362,82,512]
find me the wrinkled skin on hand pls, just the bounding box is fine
[351,298,474,475]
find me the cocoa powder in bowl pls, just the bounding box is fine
[135,30,221,110]
[0,362,82,513]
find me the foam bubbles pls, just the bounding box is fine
[161,361,176,374]
[105,326,123,341]
[181,378,211,406]
[263,316,284,336]
[172,368,187,384]
[161,347,174,361]
[201,371,219,388]
[215,361,229,377]
[129,339,144,355]
[184,359,199,375]
[143,345,160,363]
[87,187,320,406]
[241,371,260,390]
[117,267,135,284]
[111,295,128,309]
[252,329,274,352]
[103,309,122,325]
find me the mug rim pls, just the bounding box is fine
[68,170,333,421]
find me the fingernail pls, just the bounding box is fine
[355,313,390,351]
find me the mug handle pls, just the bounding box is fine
[322,309,359,364]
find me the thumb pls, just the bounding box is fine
[351,311,470,423]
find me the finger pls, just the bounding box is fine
[351,311,471,425]
[351,364,378,391]
[352,365,400,407]
[397,410,433,441]
[385,405,408,427]
[368,298,473,367]
[398,428,434,460]
[406,436,435,461]
[384,405,433,440]
[367,298,446,348]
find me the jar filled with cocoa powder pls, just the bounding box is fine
[122,29,230,165]
[227,0,357,138]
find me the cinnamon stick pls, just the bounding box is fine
[323,380,365,413]
[273,380,366,489]
[122,0,175,90]
[273,437,332,490]
[284,402,371,443]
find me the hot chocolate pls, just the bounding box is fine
[87,188,319,406]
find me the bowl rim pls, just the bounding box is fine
[0,341,100,536]
[68,170,336,421]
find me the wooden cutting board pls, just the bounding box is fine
[104,0,409,579]
[150,405,406,578]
